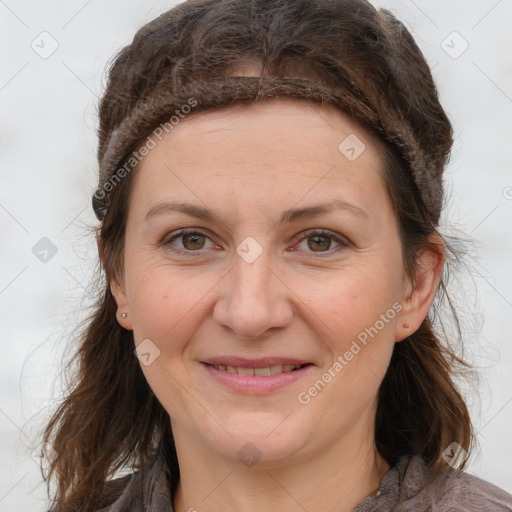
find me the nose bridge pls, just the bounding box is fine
[213,238,292,339]
[233,244,272,302]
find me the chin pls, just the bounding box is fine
[198,410,314,466]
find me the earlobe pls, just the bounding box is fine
[395,236,445,342]
[109,265,133,331]
[111,278,133,330]
[116,310,132,330]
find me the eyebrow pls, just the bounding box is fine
[144,199,370,225]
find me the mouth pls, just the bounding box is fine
[205,363,307,376]
[199,358,315,394]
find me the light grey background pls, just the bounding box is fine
[1,1,511,510]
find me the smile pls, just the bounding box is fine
[201,362,314,394]
[207,363,304,375]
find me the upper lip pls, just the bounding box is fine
[201,356,313,368]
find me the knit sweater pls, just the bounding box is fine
[97,452,512,511]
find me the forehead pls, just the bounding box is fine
[127,97,390,226]
[163,97,379,152]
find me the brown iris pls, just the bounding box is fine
[182,233,206,250]
[307,235,331,252]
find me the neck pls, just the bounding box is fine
[172,413,390,512]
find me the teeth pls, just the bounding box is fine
[269,365,284,375]
[254,367,271,376]
[211,364,303,375]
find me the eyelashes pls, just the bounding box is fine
[162,228,350,257]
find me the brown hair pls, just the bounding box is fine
[43,0,475,510]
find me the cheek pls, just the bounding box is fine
[125,265,209,404]
[300,272,399,413]
[299,264,401,350]
[125,261,218,345]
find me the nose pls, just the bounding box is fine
[212,246,294,340]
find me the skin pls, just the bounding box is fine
[110,97,444,512]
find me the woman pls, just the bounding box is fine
[42,0,512,511]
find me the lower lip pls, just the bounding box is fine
[201,363,315,394]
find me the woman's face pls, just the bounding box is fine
[112,98,426,467]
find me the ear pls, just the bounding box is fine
[97,232,133,331]
[395,234,445,342]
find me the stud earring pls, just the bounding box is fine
[121,312,128,319]
[403,322,409,329]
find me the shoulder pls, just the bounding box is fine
[433,470,512,511]
[93,456,174,512]
[93,472,145,512]
[398,456,512,511]
[48,473,135,512]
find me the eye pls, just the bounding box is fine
[292,229,349,255]
[163,229,217,255]
[162,228,349,257]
